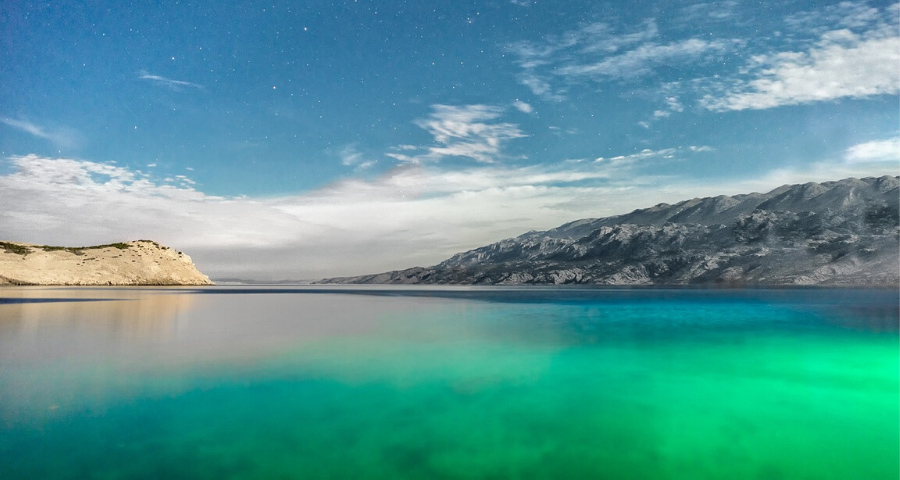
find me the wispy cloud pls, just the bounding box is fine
[0,118,47,139]
[701,22,900,111]
[784,1,883,34]
[339,145,376,170]
[677,1,739,23]
[387,105,526,164]
[640,94,686,126]
[507,1,898,116]
[594,145,711,165]
[512,100,533,113]
[555,38,736,79]
[845,136,900,163]
[0,117,81,148]
[138,70,203,90]
[505,19,738,101]
[516,75,565,102]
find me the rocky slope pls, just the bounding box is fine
[0,240,213,286]
[320,176,899,286]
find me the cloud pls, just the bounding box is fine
[576,19,660,55]
[0,148,738,280]
[512,100,533,113]
[506,2,898,116]
[556,38,735,79]
[644,94,686,123]
[505,19,737,100]
[785,1,882,33]
[701,12,899,111]
[387,105,526,164]
[594,145,711,164]
[678,1,739,22]
[138,71,203,90]
[1,118,47,139]
[0,155,204,199]
[339,145,376,170]
[0,118,81,149]
[845,137,900,163]
[516,74,566,101]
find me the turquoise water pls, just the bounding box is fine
[0,287,897,479]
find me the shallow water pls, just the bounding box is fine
[0,286,897,479]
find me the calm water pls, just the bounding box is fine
[0,286,897,479]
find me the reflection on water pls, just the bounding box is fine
[0,287,400,363]
[0,286,897,479]
[0,288,194,343]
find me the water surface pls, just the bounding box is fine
[1,286,897,479]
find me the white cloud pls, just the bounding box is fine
[512,100,533,113]
[845,137,900,163]
[664,96,684,112]
[577,19,659,55]
[388,105,526,164]
[338,145,376,170]
[1,118,47,139]
[642,94,685,124]
[678,1,739,22]
[785,1,882,33]
[556,38,735,79]
[506,19,737,101]
[701,22,900,111]
[0,118,81,148]
[0,148,725,280]
[507,2,898,116]
[138,71,203,90]
[593,146,704,164]
[516,74,566,101]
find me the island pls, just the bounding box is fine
[0,240,213,286]
[319,176,899,286]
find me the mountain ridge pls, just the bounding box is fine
[319,176,899,286]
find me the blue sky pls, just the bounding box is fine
[1,0,898,279]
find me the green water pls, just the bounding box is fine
[0,287,897,479]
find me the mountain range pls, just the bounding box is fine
[319,176,899,286]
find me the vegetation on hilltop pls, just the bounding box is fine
[0,241,131,256]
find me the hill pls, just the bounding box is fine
[0,240,213,286]
[319,176,899,286]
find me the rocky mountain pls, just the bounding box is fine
[0,240,213,286]
[320,176,899,286]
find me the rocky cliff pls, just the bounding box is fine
[320,176,899,286]
[0,240,213,286]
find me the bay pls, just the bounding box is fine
[0,286,897,479]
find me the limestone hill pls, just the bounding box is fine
[0,240,213,286]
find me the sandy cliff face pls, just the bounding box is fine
[0,240,213,286]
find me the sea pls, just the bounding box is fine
[0,286,897,479]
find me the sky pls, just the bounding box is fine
[1,0,898,280]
